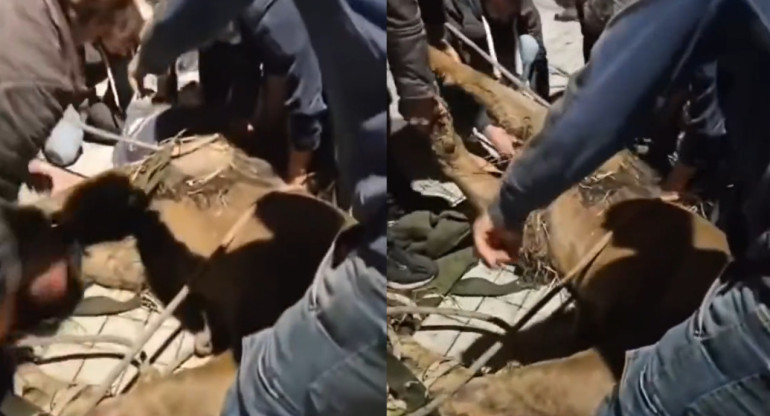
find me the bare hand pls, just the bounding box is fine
[663,162,696,193]
[438,40,462,63]
[483,125,518,159]
[472,213,522,267]
[400,96,440,136]
[27,159,85,195]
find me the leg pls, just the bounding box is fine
[597,277,770,415]
[518,34,540,85]
[518,34,550,100]
[221,246,386,416]
[43,106,83,168]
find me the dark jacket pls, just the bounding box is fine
[387,0,444,104]
[0,0,88,201]
[136,0,386,264]
[488,0,770,282]
[446,0,549,98]
[139,0,326,152]
[486,0,544,74]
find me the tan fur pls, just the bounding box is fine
[15,355,236,416]
[427,47,731,340]
[395,337,615,416]
[386,50,735,416]
[88,354,237,416]
[29,136,349,352]
[428,46,546,140]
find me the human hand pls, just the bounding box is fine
[286,149,313,192]
[27,159,85,195]
[438,39,462,63]
[472,212,522,267]
[400,96,440,136]
[128,53,151,98]
[482,125,518,159]
[662,162,696,193]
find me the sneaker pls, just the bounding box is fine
[387,245,438,290]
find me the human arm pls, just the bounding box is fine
[258,6,327,156]
[387,0,440,112]
[0,84,77,201]
[487,0,727,233]
[135,0,253,76]
[516,0,544,43]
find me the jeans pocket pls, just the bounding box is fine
[617,345,666,416]
[253,352,302,415]
[308,243,336,312]
[756,303,770,333]
[686,374,770,415]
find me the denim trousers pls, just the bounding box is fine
[43,105,83,167]
[596,274,770,415]
[220,243,386,416]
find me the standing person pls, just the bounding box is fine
[474,0,770,414]
[131,0,327,189]
[128,0,387,414]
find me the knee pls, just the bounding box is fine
[44,107,84,167]
[518,34,542,66]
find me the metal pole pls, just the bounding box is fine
[444,23,550,108]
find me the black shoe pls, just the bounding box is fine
[387,245,438,290]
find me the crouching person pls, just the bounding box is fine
[130,0,328,189]
[0,0,144,200]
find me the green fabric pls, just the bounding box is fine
[388,210,471,259]
[72,295,142,316]
[416,247,477,307]
[390,210,534,302]
[449,278,540,297]
[415,247,539,306]
[0,394,47,416]
[386,350,429,411]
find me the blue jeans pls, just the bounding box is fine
[221,245,386,416]
[44,106,83,167]
[518,34,540,86]
[596,275,770,415]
